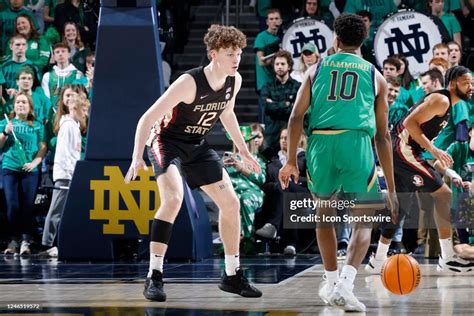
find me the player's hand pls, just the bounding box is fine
[239,150,261,173]
[125,158,148,183]
[279,163,299,190]
[387,191,399,224]
[431,148,453,168]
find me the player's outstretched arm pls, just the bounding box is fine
[374,71,398,223]
[220,73,261,173]
[125,74,196,183]
[278,65,312,189]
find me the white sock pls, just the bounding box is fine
[148,253,164,277]
[325,269,339,288]
[439,238,455,258]
[339,265,357,288]
[225,254,240,276]
[375,240,390,260]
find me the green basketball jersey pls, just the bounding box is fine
[309,53,377,137]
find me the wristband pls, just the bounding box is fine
[2,130,8,136]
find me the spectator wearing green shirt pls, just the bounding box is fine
[344,0,398,35]
[41,42,86,108]
[0,92,46,255]
[383,56,413,108]
[430,0,462,46]
[254,8,282,122]
[254,9,281,92]
[385,76,405,127]
[0,0,39,52]
[1,14,51,75]
[4,66,51,124]
[260,50,301,153]
[0,34,36,102]
[394,54,417,107]
[62,21,90,73]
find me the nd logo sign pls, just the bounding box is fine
[89,166,159,235]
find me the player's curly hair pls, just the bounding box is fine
[333,14,367,48]
[204,24,247,54]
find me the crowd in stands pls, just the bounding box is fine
[0,0,97,256]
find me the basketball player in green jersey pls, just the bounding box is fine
[279,14,398,312]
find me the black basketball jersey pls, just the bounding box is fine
[159,66,235,143]
[393,89,452,153]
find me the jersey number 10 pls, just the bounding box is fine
[327,70,359,101]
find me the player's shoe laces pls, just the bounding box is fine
[219,268,262,297]
[143,269,166,301]
[437,254,474,274]
[364,253,386,274]
[329,281,366,312]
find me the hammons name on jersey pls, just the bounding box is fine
[184,101,228,135]
[321,60,371,71]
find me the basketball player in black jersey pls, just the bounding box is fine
[125,25,262,301]
[365,66,474,275]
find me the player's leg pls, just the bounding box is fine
[432,183,474,273]
[201,170,262,297]
[315,198,339,305]
[144,164,184,301]
[306,133,340,304]
[329,130,378,312]
[365,152,416,274]
[365,191,413,274]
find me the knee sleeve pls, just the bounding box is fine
[150,219,174,244]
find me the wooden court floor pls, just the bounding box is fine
[0,256,473,315]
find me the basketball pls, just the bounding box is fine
[381,254,421,295]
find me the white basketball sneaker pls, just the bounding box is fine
[364,253,386,274]
[329,281,366,312]
[437,254,474,274]
[318,280,334,305]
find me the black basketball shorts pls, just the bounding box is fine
[147,134,223,189]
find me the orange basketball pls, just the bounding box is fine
[381,254,421,295]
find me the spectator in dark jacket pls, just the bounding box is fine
[256,128,309,255]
